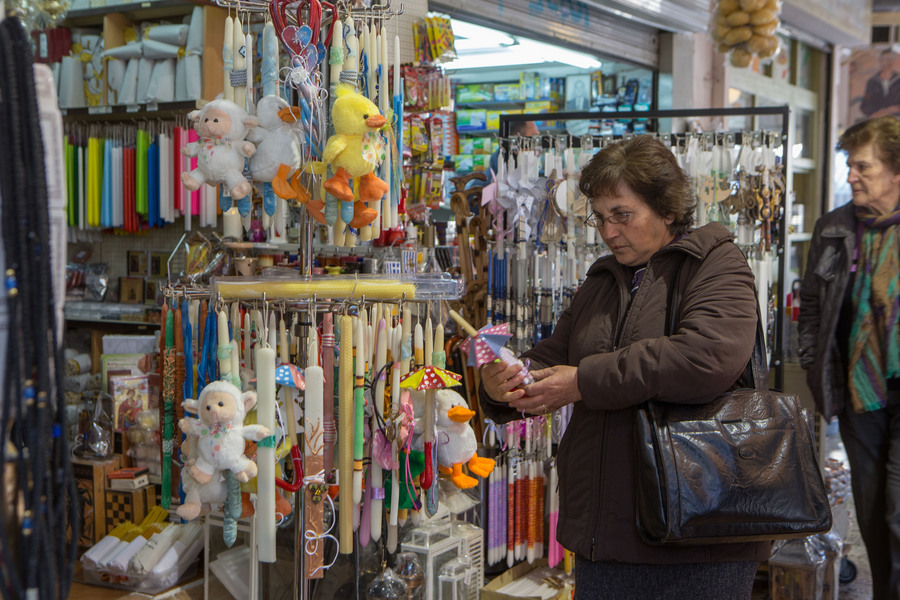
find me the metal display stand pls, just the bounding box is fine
[499,106,791,389]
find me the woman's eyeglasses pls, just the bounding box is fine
[584,210,633,228]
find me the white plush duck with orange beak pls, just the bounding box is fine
[428,389,495,489]
[248,95,305,201]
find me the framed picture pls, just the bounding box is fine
[127,251,147,277]
[109,375,149,430]
[144,278,161,306]
[565,74,591,111]
[601,74,617,97]
[119,276,144,304]
[149,252,168,278]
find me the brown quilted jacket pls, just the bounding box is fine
[480,223,770,564]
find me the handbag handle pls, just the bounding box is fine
[666,257,769,391]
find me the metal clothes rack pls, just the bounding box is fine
[499,106,791,390]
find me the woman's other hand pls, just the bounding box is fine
[481,361,527,404]
[513,365,581,414]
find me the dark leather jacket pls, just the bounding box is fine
[480,224,769,564]
[797,202,857,419]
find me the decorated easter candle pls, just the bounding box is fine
[256,344,276,563]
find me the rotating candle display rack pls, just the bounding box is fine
[160,272,464,598]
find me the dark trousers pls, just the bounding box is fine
[573,556,758,600]
[839,389,900,600]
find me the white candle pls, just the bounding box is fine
[304,364,325,577]
[223,206,242,239]
[424,316,433,366]
[360,26,369,98]
[368,22,377,102]
[279,317,288,364]
[434,325,444,368]
[256,345,276,563]
[233,15,245,110]
[305,366,324,450]
[223,15,234,102]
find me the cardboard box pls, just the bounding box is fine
[456,110,487,131]
[71,456,121,547]
[105,485,157,528]
[456,83,493,103]
[482,558,549,600]
[494,83,522,102]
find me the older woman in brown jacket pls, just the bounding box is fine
[480,135,767,600]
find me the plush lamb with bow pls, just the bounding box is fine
[178,380,270,496]
[181,99,259,200]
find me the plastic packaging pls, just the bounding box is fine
[365,566,408,600]
[394,552,425,600]
[212,272,463,302]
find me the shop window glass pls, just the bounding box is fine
[795,109,813,159]
[727,87,752,130]
[796,43,815,90]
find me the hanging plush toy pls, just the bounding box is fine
[181,99,259,200]
[248,95,306,208]
[412,389,495,489]
[178,380,271,490]
[319,84,387,228]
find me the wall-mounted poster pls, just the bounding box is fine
[565,74,591,111]
[847,47,900,126]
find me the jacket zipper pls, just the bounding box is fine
[591,409,607,560]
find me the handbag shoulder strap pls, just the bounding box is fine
[665,253,768,391]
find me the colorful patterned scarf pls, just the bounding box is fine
[848,204,900,412]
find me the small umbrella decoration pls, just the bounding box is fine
[400,365,462,492]
[449,310,534,384]
[275,363,306,390]
[273,363,305,493]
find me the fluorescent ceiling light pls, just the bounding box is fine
[446,19,602,70]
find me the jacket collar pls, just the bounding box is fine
[820,202,856,239]
[585,222,735,277]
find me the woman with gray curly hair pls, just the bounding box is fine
[799,115,900,599]
[480,135,767,599]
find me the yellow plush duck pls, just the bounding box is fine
[432,389,495,489]
[318,85,388,228]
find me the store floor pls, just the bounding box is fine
[751,428,873,600]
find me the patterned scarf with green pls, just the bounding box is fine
[849,203,900,412]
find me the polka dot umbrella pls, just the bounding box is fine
[399,365,462,493]
[448,310,512,368]
[275,363,306,391]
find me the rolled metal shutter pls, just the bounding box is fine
[431,0,660,69]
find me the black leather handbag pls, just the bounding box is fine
[634,268,832,545]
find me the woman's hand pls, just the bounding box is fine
[481,361,527,404]
[511,365,581,414]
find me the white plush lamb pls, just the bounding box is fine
[178,380,270,489]
[181,99,259,199]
